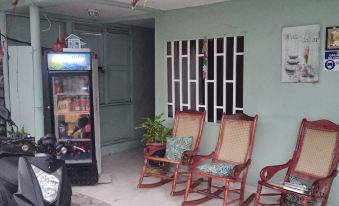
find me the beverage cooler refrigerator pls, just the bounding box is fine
[47,51,101,185]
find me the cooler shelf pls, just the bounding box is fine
[55,93,89,96]
[59,138,92,142]
[56,111,90,115]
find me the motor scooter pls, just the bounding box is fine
[0,106,84,206]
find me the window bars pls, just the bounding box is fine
[167,36,244,123]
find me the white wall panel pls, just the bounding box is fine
[8,46,36,136]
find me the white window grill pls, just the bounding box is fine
[167,36,244,123]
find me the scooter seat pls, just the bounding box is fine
[0,156,19,193]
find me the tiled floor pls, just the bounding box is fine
[71,192,111,206]
[72,148,335,206]
[73,148,257,206]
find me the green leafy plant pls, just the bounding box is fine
[8,125,29,137]
[136,113,172,145]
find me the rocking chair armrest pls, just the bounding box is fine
[310,170,338,197]
[181,149,199,165]
[144,144,166,157]
[230,159,251,178]
[188,152,216,168]
[259,160,292,182]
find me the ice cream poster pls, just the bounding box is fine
[282,25,320,83]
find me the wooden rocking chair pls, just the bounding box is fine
[138,110,206,196]
[253,118,339,206]
[182,113,259,206]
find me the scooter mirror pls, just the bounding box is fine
[38,134,57,146]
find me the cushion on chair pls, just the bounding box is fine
[285,176,316,206]
[165,136,193,161]
[196,162,235,177]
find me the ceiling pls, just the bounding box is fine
[114,0,229,10]
[41,1,147,22]
[0,0,230,28]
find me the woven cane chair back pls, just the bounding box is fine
[172,110,206,151]
[215,113,257,164]
[293,125,339,178]
[288,119,339,180]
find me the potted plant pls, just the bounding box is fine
[136,113,171,146]
[136,113,171,167]
[8,125,29,138]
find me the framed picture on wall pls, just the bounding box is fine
[281,25,320,83]
[325,26,339,50]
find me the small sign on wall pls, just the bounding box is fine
[324,27,339,71]
[324,51,339,71]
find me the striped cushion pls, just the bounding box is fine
[197,162,235,177]
[165,136,193,161]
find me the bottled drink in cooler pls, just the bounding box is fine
[80,97,85,111]
[86,97,90,111]
[62,77,70,93]
[74,97,80,111]
[54,77,63,93]
[58,121,67,139]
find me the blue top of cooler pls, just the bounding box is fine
[47,52,91,71]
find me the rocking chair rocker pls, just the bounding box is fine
[183,113,258,206]
[138,110,206,196]
[253,118,339,206]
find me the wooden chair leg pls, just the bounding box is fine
[183,172,192,203]
[223,181,230,206]
[239,180,246,205]
[322,195,329,206]
[321,185,331,206]
[254,183,262,206]
[171,164,180,196]
[137,158,148,188]
[207,177,212,193]
[302,199,308,206]
[280,193,286,206]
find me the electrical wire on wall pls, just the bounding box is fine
[0,0,19,60]
[0,32,51,55]
[41,13,52,32]
[0,0,19,112]
[0,32,31,46]
[1,0,52,114]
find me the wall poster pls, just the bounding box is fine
[282,25,320,83]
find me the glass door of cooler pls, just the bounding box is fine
[52,74,93,164]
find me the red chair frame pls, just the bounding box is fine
[138,110,206,196]
[254,119,339,206]
[183,113,259,206]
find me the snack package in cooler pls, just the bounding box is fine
[57,98,71,112]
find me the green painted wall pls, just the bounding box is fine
[6,14,155,155]
[130,28,155,142]
[155,0,339,203]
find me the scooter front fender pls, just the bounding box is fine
[13,157,45,206]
